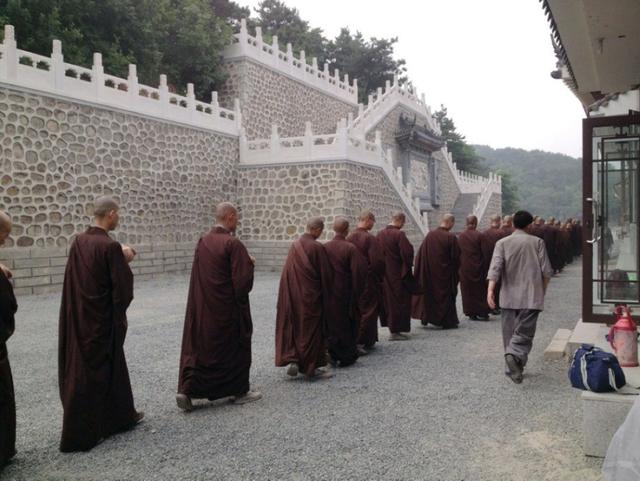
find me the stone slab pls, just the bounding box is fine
[582,390,638,457]
[543,328,573,360]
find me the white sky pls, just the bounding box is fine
[240,0,585,158]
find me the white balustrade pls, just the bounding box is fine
[224,19,358,104]
[239,122,429,234]
[0,25,240,136]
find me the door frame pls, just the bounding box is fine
[582,113,640,323]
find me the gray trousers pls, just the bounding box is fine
[501,308,540,367]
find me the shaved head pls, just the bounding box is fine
[215,202,237,221]
[490,214,501,228]
[390,211,406,229]
[306,216,325,239]
[94,196,119,218]
[333,217,349,235]
[214,201,239,232]
[306,216,324,231]
[357,210,376,231]
[440,213,455,231]
[93,196,120,231]
[466,215,478,227]
[0,211,12,245]
[392,211,406,222]
[358,210,375,222]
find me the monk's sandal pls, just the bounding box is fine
[176,394,193,412]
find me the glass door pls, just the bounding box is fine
[583,114,640,323]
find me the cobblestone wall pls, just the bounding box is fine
[218,59,358,140]
[479,193,503,230]
[0,85,238,292]
[237,161,423,246]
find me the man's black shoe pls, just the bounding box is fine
[505,354,523,384]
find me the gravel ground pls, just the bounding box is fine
[2,261,602,481]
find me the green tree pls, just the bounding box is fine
[496,169,519,215]
[0,0,234,100]
[433,105,486,175]
[325,28,406,103]
[253,0,326,61]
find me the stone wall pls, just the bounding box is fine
[218,59,357,140]
[237,160,424,245]
[479,193,503,230]
[0,84,239,291]
[410,159,429,192]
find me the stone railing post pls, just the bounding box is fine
[234,98,242,129]
[353,78,358,101]
[92,53,104,99]
[270,124,280,161]
[304,121,313,159]
[255,26,263,51]
[210,91,220,122]
[51,39,65,90]
[323,62,330,82]
[2,25,18,81]
[159,74,169,115]
[271,36,279,67]
[128,64,138,100]
[239,18,248,49]
[335,119,347,155]
[286,43,294,73]
[186,83,196,120]
[239,128,248,162]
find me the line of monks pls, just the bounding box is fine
[0,198,581,470]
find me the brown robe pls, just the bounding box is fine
[377,226,417,333]
[481,226,504,308]
[457,228,489,317]
[275,234,333,376]
[542,224,561,272]
[346,228,385,347]
[324,234,366,366]
[529,224,544,239]
[178,227,254,400]
[58,227,138,452]
[412,227,460,328]
[0,270,17,470]
[500,225,515,238]
[559,228,573,266]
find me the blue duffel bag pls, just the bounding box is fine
[569,344,626,392]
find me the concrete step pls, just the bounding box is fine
[543,328,572,360]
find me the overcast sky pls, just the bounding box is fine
[240,0,585,158]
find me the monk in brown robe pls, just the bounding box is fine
[482,215,503,314]
[458,215,489,320]
[529,217,545,239]
[177,203,261,412]
[501,215,514,237]
[347,210,385,351]
[0,212,17,470]
[542,217,561,274]
[412,214,460,329]
[275,217,333,379]
[377,212,418,340]
[571,219,582,257]
[324,217,366,367]
[59,197,143,453]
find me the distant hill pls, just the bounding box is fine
[473,144,582,219]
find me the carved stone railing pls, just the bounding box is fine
[472,173,502,220]
[347,75,440,136]
[0,25,241,136]
[224,19,358,105]
[240,121,429,235]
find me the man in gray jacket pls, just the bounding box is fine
[487,210,553,384]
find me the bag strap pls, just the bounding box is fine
[580,354,591,391]
[608,368,623,391]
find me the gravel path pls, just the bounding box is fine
[3,262,602,481]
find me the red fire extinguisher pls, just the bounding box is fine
[608,305,639,367]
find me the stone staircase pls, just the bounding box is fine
[450,193,479,231]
